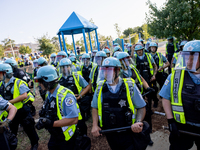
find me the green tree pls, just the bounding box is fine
[1,38,15,49]
[7,53,13,58]
[51,36,60,52]
[19,45,32,55]
[123,28,134,37]
[0,44,4,57]
[37,35,55,56]
[114,23,121,38]
[146,0,200,40]
[142,24,150,40]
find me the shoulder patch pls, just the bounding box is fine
[65,97,74,106]
[164,79,169,85]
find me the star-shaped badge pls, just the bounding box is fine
[118,99,126,108]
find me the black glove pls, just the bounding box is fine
[35,118,54,130]
[146,87,155,93]
[168,118,179,136]
[0,119,11,133]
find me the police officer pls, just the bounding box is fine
[24,56,32,66]
[149,42,170,91]
[50,53,58,67]
[103,49,111,57]
[112,46,122,57]
[91,50,98,63]
[80,53,93,120]
[38,57,48,101]
[0,63,39,150]
[89,51,107,92]
[171,40,188,68]
[58,58,90,135]
[35,65,80,150]
[69,56,81,72]
[127,44,132,56]
[113,43,119,49]
[166,36,178,74]
[159,40,200,150]
[5,58,30,84]
[91,57,148,150]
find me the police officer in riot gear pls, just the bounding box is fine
[89,51,107,92]
[91,57,149,150]
[5,58,30,83]
[91,50,98,63]
[0,63,39,150]
[160,40,200,150]
[35,65,81,150]
[50,53,58,67]
[103,49,111,57]
[38,57,48,101]
[149,42,170,107]
[58,58,90,135]
[112,46,122,57]
[166,36,178,74]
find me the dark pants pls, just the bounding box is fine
[77,95,92,136]
[167,54,173,74]
[156,72,168,89]
[48,131,77,150]
[9,105,39,146]
[169,123,200,150]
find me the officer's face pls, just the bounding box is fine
[0,72,4,81]
[150,47,157,53]
[136,50,143,56]
[38,82,46,90]
[187,55,195,70]
[106,53,110,57]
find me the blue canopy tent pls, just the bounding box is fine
[57,11,100,56]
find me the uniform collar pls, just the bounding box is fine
[188,71,200,85]
[106,77,123,93]
[48,84,61,99]
[3,76,15,87]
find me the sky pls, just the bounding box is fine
[0,0,166,45]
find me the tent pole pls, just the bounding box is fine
[88,31,93,52]
[82,29,88,53]
[72,34,77,56]
[61,32,68,56]
[58,34,63,51]
[95,29,100,51]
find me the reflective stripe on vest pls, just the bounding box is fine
[156,52,164,72]
[171,70,186,124]
[91,65,98,92]
[166,43,177,54]
[72,73,82,94]
[130,65,143,94]
[97,78,136,127]
[56,86,82,141]
[134,53,154,76]
[174,52,180,60]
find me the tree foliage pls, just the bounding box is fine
[51,36,60,52]
[0,45,4,57]
[1,38,15,49]
[37,35,55,56]
[19,45,32,55]
[114,23,122,38]
[146,0,200,40]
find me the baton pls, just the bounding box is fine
[163,126,200,137]
[142,90,152,97]
[99,126,131,134]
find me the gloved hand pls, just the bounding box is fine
[168,118,179,136]
[0,119,11,133]
[146,87,155,93]
[36,118,54,130]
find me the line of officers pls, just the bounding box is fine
[0,40,199,150]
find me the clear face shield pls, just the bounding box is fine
[119,56,135,70]
[175,52,200,73]
[60,65,73,77]
[33,62,38,68]
[97,67,120,84]
[56,55,65,63]
[93,56,105,66]
[81,58,91,67]
[50,56,56,63]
